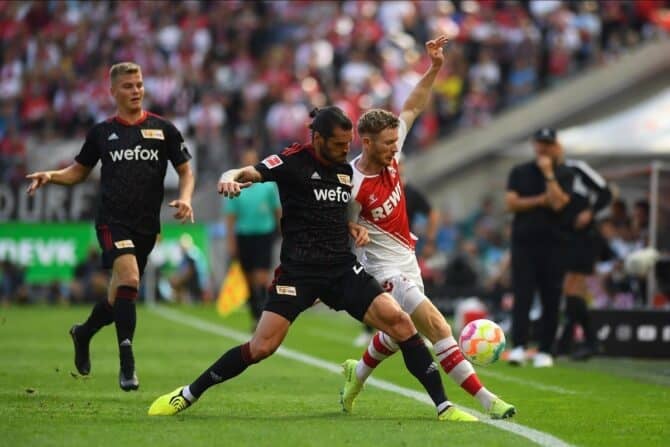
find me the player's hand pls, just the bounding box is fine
[574,209,593,229]
[217,170,252,198]
[218,180,252,198]
[25,171,52,195]
[169,200,194,223]
[536,155,553,175]
[426,35,449,67]
[348,222,370,247]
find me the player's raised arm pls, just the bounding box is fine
[169,161,195,223]
[398,34,448,129]
[217,165,263,198]
[25,161,92,195]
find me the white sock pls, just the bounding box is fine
[182,385,196,403]
[475,387,497,411]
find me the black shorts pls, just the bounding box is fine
[264,262,384,323]
[237,233,274,271]
[564,229,598,275]
[96,224,157,276]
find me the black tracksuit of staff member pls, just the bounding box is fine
[505,128,573,365]
[556,158,612,360]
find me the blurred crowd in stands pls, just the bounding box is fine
[1,0,669,184]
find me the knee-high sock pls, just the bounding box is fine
[574,296,595,347]
[558,296,581,352]
[399,333,449,413]
[78,299,114,339]
[188,342,258,399]
[113,286,138,374]
[355,332,399,382]
[434,336,496,410]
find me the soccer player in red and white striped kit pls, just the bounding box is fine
[341,35,515,419]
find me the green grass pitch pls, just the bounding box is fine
[1,304,668,447]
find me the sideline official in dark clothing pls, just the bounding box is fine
[505,128,573,368]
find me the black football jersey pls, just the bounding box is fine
[506,160,574,243]
[254,143,356,277]
[75,112,191,234]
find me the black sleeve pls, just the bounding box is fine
[165,122,192,168]
[74,126,101,167]
[506,165,521,192]
[254,153,292,184]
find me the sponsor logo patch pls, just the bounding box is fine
[262,155,283,169]
[114,240,135,249]
[141,129,165,140]
[276,285,296,296]
[337,174,351,185]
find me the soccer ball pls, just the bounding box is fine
[458,319,506,366]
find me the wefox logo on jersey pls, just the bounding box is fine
[370,182,402,221]
[313,186,351,203]
[110,145,159,162]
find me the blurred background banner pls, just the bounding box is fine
[0,222,94,283]
[0,222,210,285]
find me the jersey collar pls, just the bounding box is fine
[113,110,148,126]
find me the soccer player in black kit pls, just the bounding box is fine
[149,107,475,421]
[26,62,195,390]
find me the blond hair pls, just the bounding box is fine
[357,109,399,136]
[109,62,142,84]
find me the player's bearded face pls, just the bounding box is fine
[111,72,145,113]
[370,127,399,167]
[318,127,353,164]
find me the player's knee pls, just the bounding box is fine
[117,275,140,290]
[249,337,279,361]
[388,310,415,340]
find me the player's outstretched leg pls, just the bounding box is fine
[149,312,288,416]
[69,299,115,375]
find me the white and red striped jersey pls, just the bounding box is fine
[349,118,423,287]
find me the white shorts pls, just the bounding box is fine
[380,273,428,315]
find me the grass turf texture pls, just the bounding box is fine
[1,304,668,447]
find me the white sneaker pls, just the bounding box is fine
[508,346,526,366]
[533,352,554,368]
[353,331,373,347]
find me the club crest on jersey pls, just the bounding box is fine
[337,174,351,185]
[387,166,397,178]
[141,129,165,140]
[262,155,283,169]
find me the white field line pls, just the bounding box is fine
[151,306,575,447]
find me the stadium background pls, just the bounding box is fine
[2,1,670,446]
